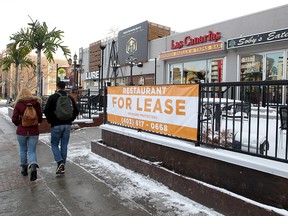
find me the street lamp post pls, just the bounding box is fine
[126,55,143,86]
[68,54,82,93]
[100,44,106,91]
[97,64,101,93]
[78,64,83,89]
[111,60,120,86]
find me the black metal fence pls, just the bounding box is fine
[41,89,101,120]
[64,80,288,163]
[199,80,288,163]
[76,89,100,119]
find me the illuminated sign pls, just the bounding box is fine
[107,85,199,140]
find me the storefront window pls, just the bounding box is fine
[169,59,223,84]
[183,60,207,83]
[210,59,223,83]
[240,51,287,104]
[266,52,283,80]
[285,51,288,104]
[170,64,182,84]
[240,54,263,81]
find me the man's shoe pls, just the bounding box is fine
[56,163,65,174]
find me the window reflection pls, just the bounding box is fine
[169,59,223,84]
[240,51,285,105]
[170,64,182,84]
[266,52,283,80]
[183,60,206,83]
[240,54,263,81]
[210,59,223,83]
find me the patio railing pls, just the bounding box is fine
[41,89,100,120]
[199,80,288,163]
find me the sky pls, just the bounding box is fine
[1,1,287,59]
[1,101,288,215]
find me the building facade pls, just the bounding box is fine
[156,5,288,86]
[79,5,288,103]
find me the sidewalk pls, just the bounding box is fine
[0,118,151,216]
[0,106,223,216]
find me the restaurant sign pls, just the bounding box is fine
[160,42,223,60]
[171,31,221,49]
[227,28,288,49]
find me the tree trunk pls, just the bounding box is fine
[14,64,19,99]
[36,50,41,96]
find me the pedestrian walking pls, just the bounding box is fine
[11,88,42,181]
[44,81,79,175]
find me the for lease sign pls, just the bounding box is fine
[107,85,199,141]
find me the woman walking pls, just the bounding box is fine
[11,88,42,181]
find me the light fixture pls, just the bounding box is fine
[111,60,120,86]
[126,55,142,86]
[67,53,82,92]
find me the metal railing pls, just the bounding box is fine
[199,80,288,163]
[76,89,100,119]
[41,89,100,120]
[80,80,288,163]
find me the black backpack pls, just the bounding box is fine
[54,92,73,120]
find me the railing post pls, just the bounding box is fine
[103,84,107,124]
[88,96,91,119]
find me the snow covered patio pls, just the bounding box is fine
[91,124,288,215]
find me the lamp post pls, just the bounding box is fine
[100,44,106,91]
[111,60,120,86]
[126,55,143,86]
[78,63,83,89]
[97,64,101,94]
[56,64,60,84]
[68,54,82,93]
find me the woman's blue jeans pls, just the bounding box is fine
[17,135,39,166]
[50,124,71,164]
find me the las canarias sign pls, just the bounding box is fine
[107,84,199,141]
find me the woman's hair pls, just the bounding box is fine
[16,88,33,100]
[11,88,33,107]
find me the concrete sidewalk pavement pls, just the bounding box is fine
[0,113,151,216]
[0,105,224,216]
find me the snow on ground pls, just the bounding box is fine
[2,104,288,215]
[0,105,223,215]
[39,131,223,216]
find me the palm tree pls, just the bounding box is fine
[9,16,71,96]
[0,43,35,99]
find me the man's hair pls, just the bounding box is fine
[57,81,66,90]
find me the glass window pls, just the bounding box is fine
[169,59,223,84]
[240,51,287,104]
[240,54,263,81]
[210,59,223,83]
[183,60,207,84]
[266,52,283,80]
[170,64,182,84]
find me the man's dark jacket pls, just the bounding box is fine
[44,90,79,127]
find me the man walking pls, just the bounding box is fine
[44,81,79,174]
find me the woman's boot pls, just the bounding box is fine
[21,165,28,176]
[29,164,39,181]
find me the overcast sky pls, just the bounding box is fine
[1,1,287,59]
